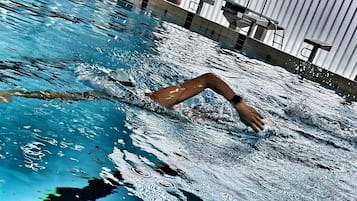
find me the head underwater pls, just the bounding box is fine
[109,69,135,87]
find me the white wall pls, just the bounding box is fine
[179,0,357,80]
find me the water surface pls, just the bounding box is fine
[0,1,356,200]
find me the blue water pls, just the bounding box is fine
[1,1,356,201]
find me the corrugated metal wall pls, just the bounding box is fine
[179,0,357,80]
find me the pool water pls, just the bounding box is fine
[1,0,356,200]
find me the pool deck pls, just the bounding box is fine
[129,0,356,100]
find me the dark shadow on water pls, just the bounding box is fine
[43,171,142,201]
[43,168,203,201]
[167,189,204,201]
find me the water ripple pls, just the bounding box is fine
[20,141,46,171]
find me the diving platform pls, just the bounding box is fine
[222,0,284,47]
[303,39,332,63]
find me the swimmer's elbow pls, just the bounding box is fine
[202,73,221,89]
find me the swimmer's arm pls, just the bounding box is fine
[0,90,109,102]
[146,73,264,132]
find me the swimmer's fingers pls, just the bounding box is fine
[248,107,264,132]
[255,110,264,119]
[244,117,264,133]
[249,105,264,119]
[243,119,261,133]
[253,110,264,127]
[235,102,264,133]
[250,124,260,133]
[252,117,265,131]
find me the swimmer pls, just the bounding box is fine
[0,73,264,132]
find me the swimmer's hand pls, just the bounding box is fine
[235,101,264,133]
[0,91,14,103]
